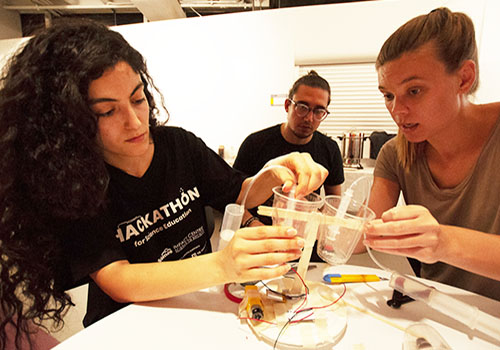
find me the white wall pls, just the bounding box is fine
[1,0,499,154]
[115,11,296,157]
[476,0,500,103]
[111,0,498,153]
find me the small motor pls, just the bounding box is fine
[244,285,264,320]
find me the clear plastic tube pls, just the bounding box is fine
[217,165,297,251]
[360,176,500,341]
[390,272,500,341]
[347,175,392,273]
[218,203,244,251]
[240,164,296,210]
[323,172,500,342]
[328,187,353,240]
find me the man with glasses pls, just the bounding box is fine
[233,71,344,233]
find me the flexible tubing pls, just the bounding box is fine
[240,164,297,209]
[346,175,392,273]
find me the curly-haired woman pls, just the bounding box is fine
[0,19,327,348]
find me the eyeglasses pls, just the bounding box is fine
[288,99,329,121]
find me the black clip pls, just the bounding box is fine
[387,289,414,309]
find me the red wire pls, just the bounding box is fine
[290,265,347,321]
[290,266,309,313]
[307,283,347,311]
[224,283,243,304]
[289,284,346,323]
[291,312,314,323]
[235,267,348,326]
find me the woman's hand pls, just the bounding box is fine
[238,152,328,208]
[264,152,328,198]
[363,205,444,264]
[217,225,304,283]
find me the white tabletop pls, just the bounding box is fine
[55,264,500,350]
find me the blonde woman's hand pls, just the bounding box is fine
[217,225,304,283]
[363,205,444,264]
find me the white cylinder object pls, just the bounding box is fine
[217,203,244,251]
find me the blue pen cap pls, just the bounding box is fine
[323,273,342,283]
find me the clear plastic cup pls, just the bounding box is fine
[271,186,323,239]
[317,195,375,265]
[403,323,451,350]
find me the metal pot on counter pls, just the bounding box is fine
[338,131,367,169]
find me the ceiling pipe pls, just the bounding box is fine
[3,3,137,10]
[130,0,185,20]
[3,0,268,19]
[3,0,264,11]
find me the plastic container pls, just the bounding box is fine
[403,323,451,350]
[317,195,375,265]
[271,186,323,240]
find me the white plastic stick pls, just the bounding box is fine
[283,186,297,227]
[291,212,322,294]
[257,206,362,230]
[328,188,353,239]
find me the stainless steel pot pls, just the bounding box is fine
[338,131,367,169]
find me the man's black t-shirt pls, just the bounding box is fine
[233,124,344,187]
[64,126,246,326]
[233,124,344,262]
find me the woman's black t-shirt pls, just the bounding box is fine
[63,126,246,326]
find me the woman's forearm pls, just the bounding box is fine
[91,252,227,303]
[91,225,304,303]
[441,225,500,281]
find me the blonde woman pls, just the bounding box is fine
[362,7,500,301]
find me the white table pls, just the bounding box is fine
[55,264,500,349]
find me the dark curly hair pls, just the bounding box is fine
[0,18,166,348]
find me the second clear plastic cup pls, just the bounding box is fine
[271,186,323,239]
[317,195,375,265]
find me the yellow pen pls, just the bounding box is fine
[323,273,382,284]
